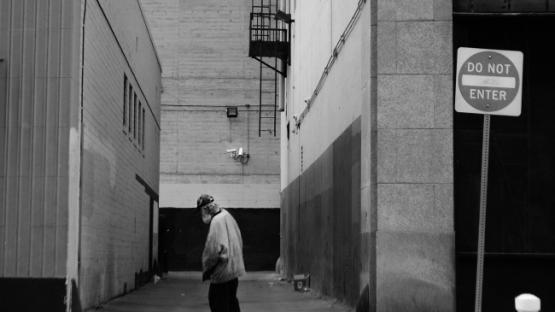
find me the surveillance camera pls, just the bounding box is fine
[226,148,237,153]
[304,97,310,104]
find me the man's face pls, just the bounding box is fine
[200,204,212,224]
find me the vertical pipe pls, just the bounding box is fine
[262,0,265,41]
[259,61,262,137]
[148,198,153,272]
[246,104,250,155]
[274,58,277,136]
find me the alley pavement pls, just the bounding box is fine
[97,272,353,312]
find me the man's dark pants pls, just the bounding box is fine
[208,278,240,312]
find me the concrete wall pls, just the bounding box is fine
[0,0,80,279]
[79,0,161,308]
[280,0,370,306]
[141,0,280,211]
[374,0,454,311]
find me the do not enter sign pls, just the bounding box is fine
[455,47,524,312]
[455,47,523,116]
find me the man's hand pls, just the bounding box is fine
[202,255,224,282]
[202,270,211,282]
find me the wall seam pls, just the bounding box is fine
[41,0,51,278]
[28,0,39,277]
[15,0,24,276]
[54,0,64,276]
[368,0,378,310]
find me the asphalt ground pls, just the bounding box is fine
[96,272,353,312]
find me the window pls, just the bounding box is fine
[122,75,147,153]
[123,75,128,130]
[138,102,142,147]
[128,85,133,134]
[142,107,145,151]
[133,93,137,140]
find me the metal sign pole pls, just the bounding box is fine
[474,114,491,312]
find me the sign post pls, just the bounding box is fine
[455,47,523,312]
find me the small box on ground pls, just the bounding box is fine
[293,273,310,291]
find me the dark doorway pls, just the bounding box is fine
[158,208,280,271]
[454,15,555,312]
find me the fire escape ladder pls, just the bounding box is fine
[258,60,278,136]
[249,0,291,136]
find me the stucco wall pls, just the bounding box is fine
[281,0,370,307]
[284,0,364,182]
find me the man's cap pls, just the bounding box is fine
[196,194,214,210]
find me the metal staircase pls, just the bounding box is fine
[249,0,291,136]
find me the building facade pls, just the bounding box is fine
[281,0,555,311]
[0,0,162,310]
[141,0,281,271]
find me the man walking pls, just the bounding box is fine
[197,194,246,312]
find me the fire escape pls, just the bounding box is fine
[249,0,291,136]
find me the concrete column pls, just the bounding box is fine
[373,0,455,311]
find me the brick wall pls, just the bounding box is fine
[141,0,280,210]
[79,0,161,308]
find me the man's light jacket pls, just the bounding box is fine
[202,209,246,283]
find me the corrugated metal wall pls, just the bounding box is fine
[0,0,76,278]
